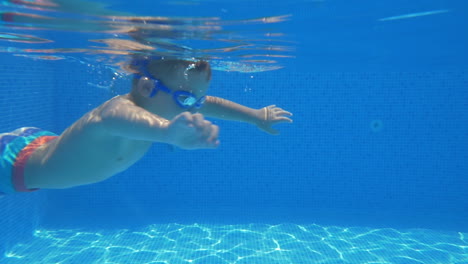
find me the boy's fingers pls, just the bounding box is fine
[274,117,293,123]
[278,110,293,116]
[177,112,193,124]
[207,124,219,143]
[192,113,204,127]
[271,107,292,115]
[199,120,213,137]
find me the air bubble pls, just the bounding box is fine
[370,120,383,132]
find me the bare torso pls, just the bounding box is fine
[24,96,153,189]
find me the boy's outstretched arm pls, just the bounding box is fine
[98,98,170,142]
[199,96,293,135]
[99,97,219,149]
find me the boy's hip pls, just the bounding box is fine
[0,127,57,194]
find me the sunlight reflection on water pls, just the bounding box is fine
[0,0,294,74]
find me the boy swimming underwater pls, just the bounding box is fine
[0,58,292,194]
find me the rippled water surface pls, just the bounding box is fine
[0,0,294,73]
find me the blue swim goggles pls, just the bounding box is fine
[132,57,206,109]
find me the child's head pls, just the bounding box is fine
[129,57,212,119]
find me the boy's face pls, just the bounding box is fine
[147,60,212,119]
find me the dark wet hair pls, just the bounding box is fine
[193,60,212,81]
[126,54,211,81]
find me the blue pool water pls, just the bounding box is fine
[1,0,468,263]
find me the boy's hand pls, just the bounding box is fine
[256,105,293,135]
[166,112,220,150]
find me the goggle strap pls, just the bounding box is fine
[149,84,158,97]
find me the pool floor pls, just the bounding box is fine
[2,223,467,264]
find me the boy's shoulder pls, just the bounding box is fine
[69,96,131,129]
[95,95,135,115]
[102,94,132,107]
[62,95,137,140]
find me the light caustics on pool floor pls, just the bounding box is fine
[2,223,468,264]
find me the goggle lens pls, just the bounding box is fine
[175,93,206,109]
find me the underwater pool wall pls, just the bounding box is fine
[41,67,468,232]
[0,55,56,254]
[2,55,467,250]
